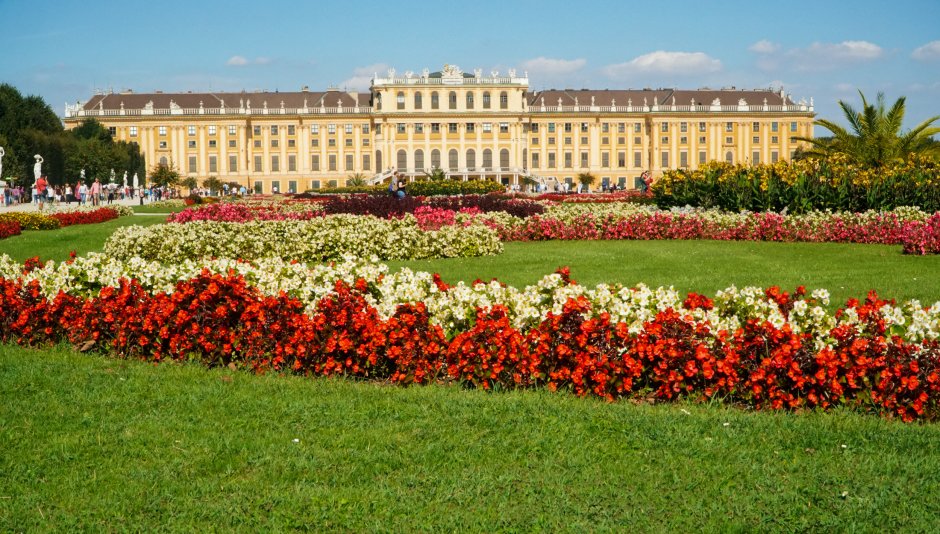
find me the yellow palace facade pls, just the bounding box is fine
[63,64,815,193]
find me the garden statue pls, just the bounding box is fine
[0,146,4,178]
[110,169,115,183]
[81,168,86,181]
[123,171,128,187]
[133,173,139,189]
[34,154,43,181]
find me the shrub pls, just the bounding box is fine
[49,207,119,227]
[0,212,60,230]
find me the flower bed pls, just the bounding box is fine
[2,253,939,421]
[0,212,60,230]
[0,220,21,240]
[49,207,120,227]
[167,203,323,223]
[103,215,503,263]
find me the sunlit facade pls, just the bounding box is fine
[64,64,815,192]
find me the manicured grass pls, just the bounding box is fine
[0,217,165,263]
[390,240,940,306]
[1,344,939,531]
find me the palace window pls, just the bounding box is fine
[254,139,261,148]
[482,92,491,109]
[634,123,641,133]
[564,137,571,145]
[581,152,588,168]
[254,155,262,172]
[618,152,626,167]
[328,154,337,171]
[602,152,610,167]
[414,149,424,170]
[362,124,370,134]
[581,136,588,145]
[311,139,319,147]
[271,155,279,172]
[564,152,572,168]
[548,153,556,168]
[345,138,352,147]
[531,152,539,168]
[414,92,422,109]
[467,149,476,169]
[209,140,217,148]
[680,151,688,167]
[482,123,492,133]
[159,126,167,136]
[548,123,555,133]
[680,136,687,144]
[159,141,167,148]
[310,124,319,134]
[699,151,706,164]
[661,123,669,133]
[130,126,137,136]
[564,123,572,133]
[482,149,492,169]
[253,126,261,136]
[188,156,197,173]
[311,155,320,171]
[752,151,760,164]
[661,151,669,168]
[449,149,458,169]
[345,154,354,171]
[771,150,779,163]
[346,124,354,134]
[634,151,641,168]
[209,125,217,135]
[449,91,457,110]
[188,140,196,149]
[466,123,475,133]
[531,123,539,133]
[634,137,641,144]
[790,122,798,132]
[581,123,588,133]
[618,123,625,133]
[397,123,406,134]
[397,91,405,110]
[753,136,760,144]
[500,91,508,109]
[209,155,217,173]
[725,151,734,163]
[661,136,668,144]
[771,136,779,143]
[449,123,458,133]
[602,123,609,133]
[328,124,336,134]
[699,122,706,132]
[753,122,760,132]
[547,137,555,144]
[271,125,278,135]
[431,92,439,109]
[229,125,237,136]
[466,92,474,109]
[499,123,509,133]
[229,155,237,172]
[680,122,688,133]
[271,139,278,148]
[328,139,335,147]
[415,124,424,134]
[188,126,196,136]
[771,121,779,132]
[432,149,441,168]
[431,123,441,133]
[362,154,371,170]
[602,137,609,145]
[726,122,733,132]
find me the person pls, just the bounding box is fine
[107,186,114,204]
[65,184,72,204]
[138,187,145,205]
[641,171,653,194]
[388,176,399,197]
[36,174,48,211]
[396,179,406,199]
[90,178,101,206]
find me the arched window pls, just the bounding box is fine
[499,148,510,168]
[499,91,508,110]
[482,91,491,109]
[448,91,457,110]
[397,149,407,170]
[431,92,439,110]
[414,149,425,171]
[414,92,423,109]
[482,149,493,169]
[448,149,458,170]
[466,149,476,170]
[466,92,474,109]
[431,149,441,169]
[396,91,405,110]
[375,150,382,171]
[725,150,734,164]
[375,93,382,111]
[159,156,168,166]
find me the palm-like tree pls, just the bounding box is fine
[346,172,368,187]
[797,91,939,167]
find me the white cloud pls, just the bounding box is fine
[803,40,883,62]
[749,40,780,54]
[341,63,389,91]
[756,40,884,72]
[226,56,273,67]
[912,40,940,61]
[519,57,586,77]
[603,51,722,78]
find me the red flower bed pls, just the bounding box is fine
[0,220,21,239]
[901,213,940,255]
[2,270,939,421]
[49,208,120,227]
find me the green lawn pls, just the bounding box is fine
[390,240,940,306]
[132,204,187,214]
[0,216,165,263]
[2,344,939,531]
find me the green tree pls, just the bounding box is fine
[181,176,198,192]
[577,172,595,191]
[202,176,223,194]
[797,91,940,167]
[70,118,113,143]
[149,161,181,188]
[423,167,448,181]
[346,172,367,187]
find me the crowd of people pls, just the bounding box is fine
[0,177,182,209]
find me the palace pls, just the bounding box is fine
[63,64,815,193]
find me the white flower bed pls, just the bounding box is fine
[3,253,938,346]
[102,214,502,263]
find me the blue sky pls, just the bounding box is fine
[1,0,938,134]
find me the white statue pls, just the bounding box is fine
[0,146,4,178]
[123,171,128,187]
[34,154,43,181]
[110,168,115,183]
[81,168,86,181]
[133,172,139,189]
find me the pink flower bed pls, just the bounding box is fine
[167,203,323,223]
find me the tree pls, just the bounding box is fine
[423,167,448,181]
[181,176,198,192]
[346,172,367,187]
[149,161,180,188]
[71,118,113,143]
[797,91,940,167]
[577,172,595,191]
[202,176,223,194]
